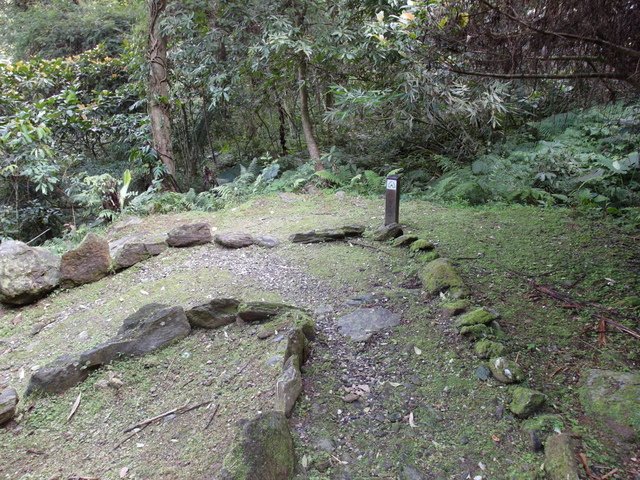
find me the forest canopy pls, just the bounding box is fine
[0,0,638,242]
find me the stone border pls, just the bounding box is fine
[1,223,366,307]
[388,230,582,479]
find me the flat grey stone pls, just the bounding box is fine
[109,235,167,270]
[336,307,401,341]
[475,365,491,381]
[253,235,280,248]
[275,356,302,417]
[167,223,211,247]
[27,304,190,395]
[214,233,254,249]
[0,388,18,425]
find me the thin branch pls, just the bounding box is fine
[449,67,627,80]
[480,0,640,59]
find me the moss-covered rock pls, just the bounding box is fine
[522,414,564,437]
[409,239,435,252]
[186,298,240,329]
[441,299,469,316]
[578,369,640,442]
[284,328,309,368]
[393,234,420,247]
[417,251,440,263]
[419,258,467,298]
[221,411,295,480]
[474,339,505,359]
[509,387,546,418]
[455,308,498,329]
[544,434,580,480]
[288,311,316,341]
[459,323,492,339]
[488,357,524,384]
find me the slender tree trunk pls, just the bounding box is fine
[298,58,322,170]
[277,100,288,156]
[148,0,178,191]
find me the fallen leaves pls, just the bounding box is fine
[67,392,82,423]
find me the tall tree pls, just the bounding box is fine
[147,0,178,190]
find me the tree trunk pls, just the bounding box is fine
[298,58,322,170]
[277,100,288,156]
[148,0,178,191]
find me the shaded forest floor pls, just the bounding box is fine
[0,193,638,479]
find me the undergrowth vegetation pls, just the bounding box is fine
[0,0,639,242]
[109,103,640,230]
[427,104,640,215]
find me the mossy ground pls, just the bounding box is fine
[1,192,638,479]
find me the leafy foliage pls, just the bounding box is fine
[426,104,640,212]
[0,0,143,60]
[0,46,152,240]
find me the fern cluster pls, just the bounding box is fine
[426,103,640,215]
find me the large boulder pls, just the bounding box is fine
[289,225,365,244]
[253,235,280,249]
[186,298,240,329]
[221,411,295,480]
[579,369,640,442]
[60,233,111,287]
[27,304,190,395]
[0,240,61,305]
[0,388,18,425]
[336,307,401,342]
[419,258,467,298]
[109,235,167,271]
[167,223,212,247]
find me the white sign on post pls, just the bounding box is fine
[386,179,397,191]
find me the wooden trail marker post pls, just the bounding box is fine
[384,175,400,226]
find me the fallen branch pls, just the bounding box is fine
[530,281,640,342]
[220,361,251,385]
[124,399,191,433]
[113,423,150,451]
[345,240,393,255]
[123,398,215,433]
[601,469,619,480]
[596,315,640,341]
[204,404,220,430]
[118,398,214,449]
